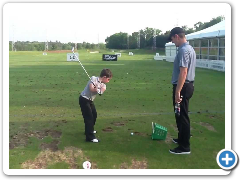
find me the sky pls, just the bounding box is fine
[7,3,228,44]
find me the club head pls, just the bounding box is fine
[72,47,75,52]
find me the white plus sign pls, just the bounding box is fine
[222,153,233,165]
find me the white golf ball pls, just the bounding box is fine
[131,132,134,135]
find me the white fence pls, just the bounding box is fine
[196,59,225,72]
[165,41,225,72]
[164,56,225,72]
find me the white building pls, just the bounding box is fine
[165,20,225,72]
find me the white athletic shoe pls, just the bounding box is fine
[91,139,99,143]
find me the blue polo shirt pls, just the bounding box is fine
[171,42,196,85]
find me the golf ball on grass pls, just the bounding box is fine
[131,132,134,135]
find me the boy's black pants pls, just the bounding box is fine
[172,83,194,151]
[79,95,97,141]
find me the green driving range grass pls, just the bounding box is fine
[9,49,225,169]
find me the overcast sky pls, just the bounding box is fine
[7,3,228,44]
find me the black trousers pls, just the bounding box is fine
[79,95,97,141]
[172,83,194,151]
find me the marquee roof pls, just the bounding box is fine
[186,20,225,40]
[166,20,225,46]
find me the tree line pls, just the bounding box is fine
[9,16,224,51]
[105,16,224,49]
[9,41,106,51]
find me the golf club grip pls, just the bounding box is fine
[91,81,101,96]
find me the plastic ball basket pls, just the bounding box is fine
[151,122,168,140]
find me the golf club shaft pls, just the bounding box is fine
[72,48,101,95]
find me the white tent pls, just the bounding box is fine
[166,20,225,45]
[186,20,225,40]
[164,20,225,72]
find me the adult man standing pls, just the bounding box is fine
[168,27,196,155]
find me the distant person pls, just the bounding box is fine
[79,69,112,143]
[168,27,196,154]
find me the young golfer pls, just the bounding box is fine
[79,69,112,143]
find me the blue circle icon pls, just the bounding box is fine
[217,149,238,170]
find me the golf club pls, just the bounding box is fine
[72,47,101,95]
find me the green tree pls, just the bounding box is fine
[98,43,106,49]
[156,35,169,48]
[194,22,204,31]
[143,27,162,48]
[194,16,224,31]
[164,30,171,36]
[181,25,195,35]
[9,41,12,51]
[105,32,128,49]
[85,42,91,49]
[202,16,224,30]
[129,32,138,49]
[62,43,71,50]
[90,43,96,49]
[82,42,87,49]
[77,43,82,50]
